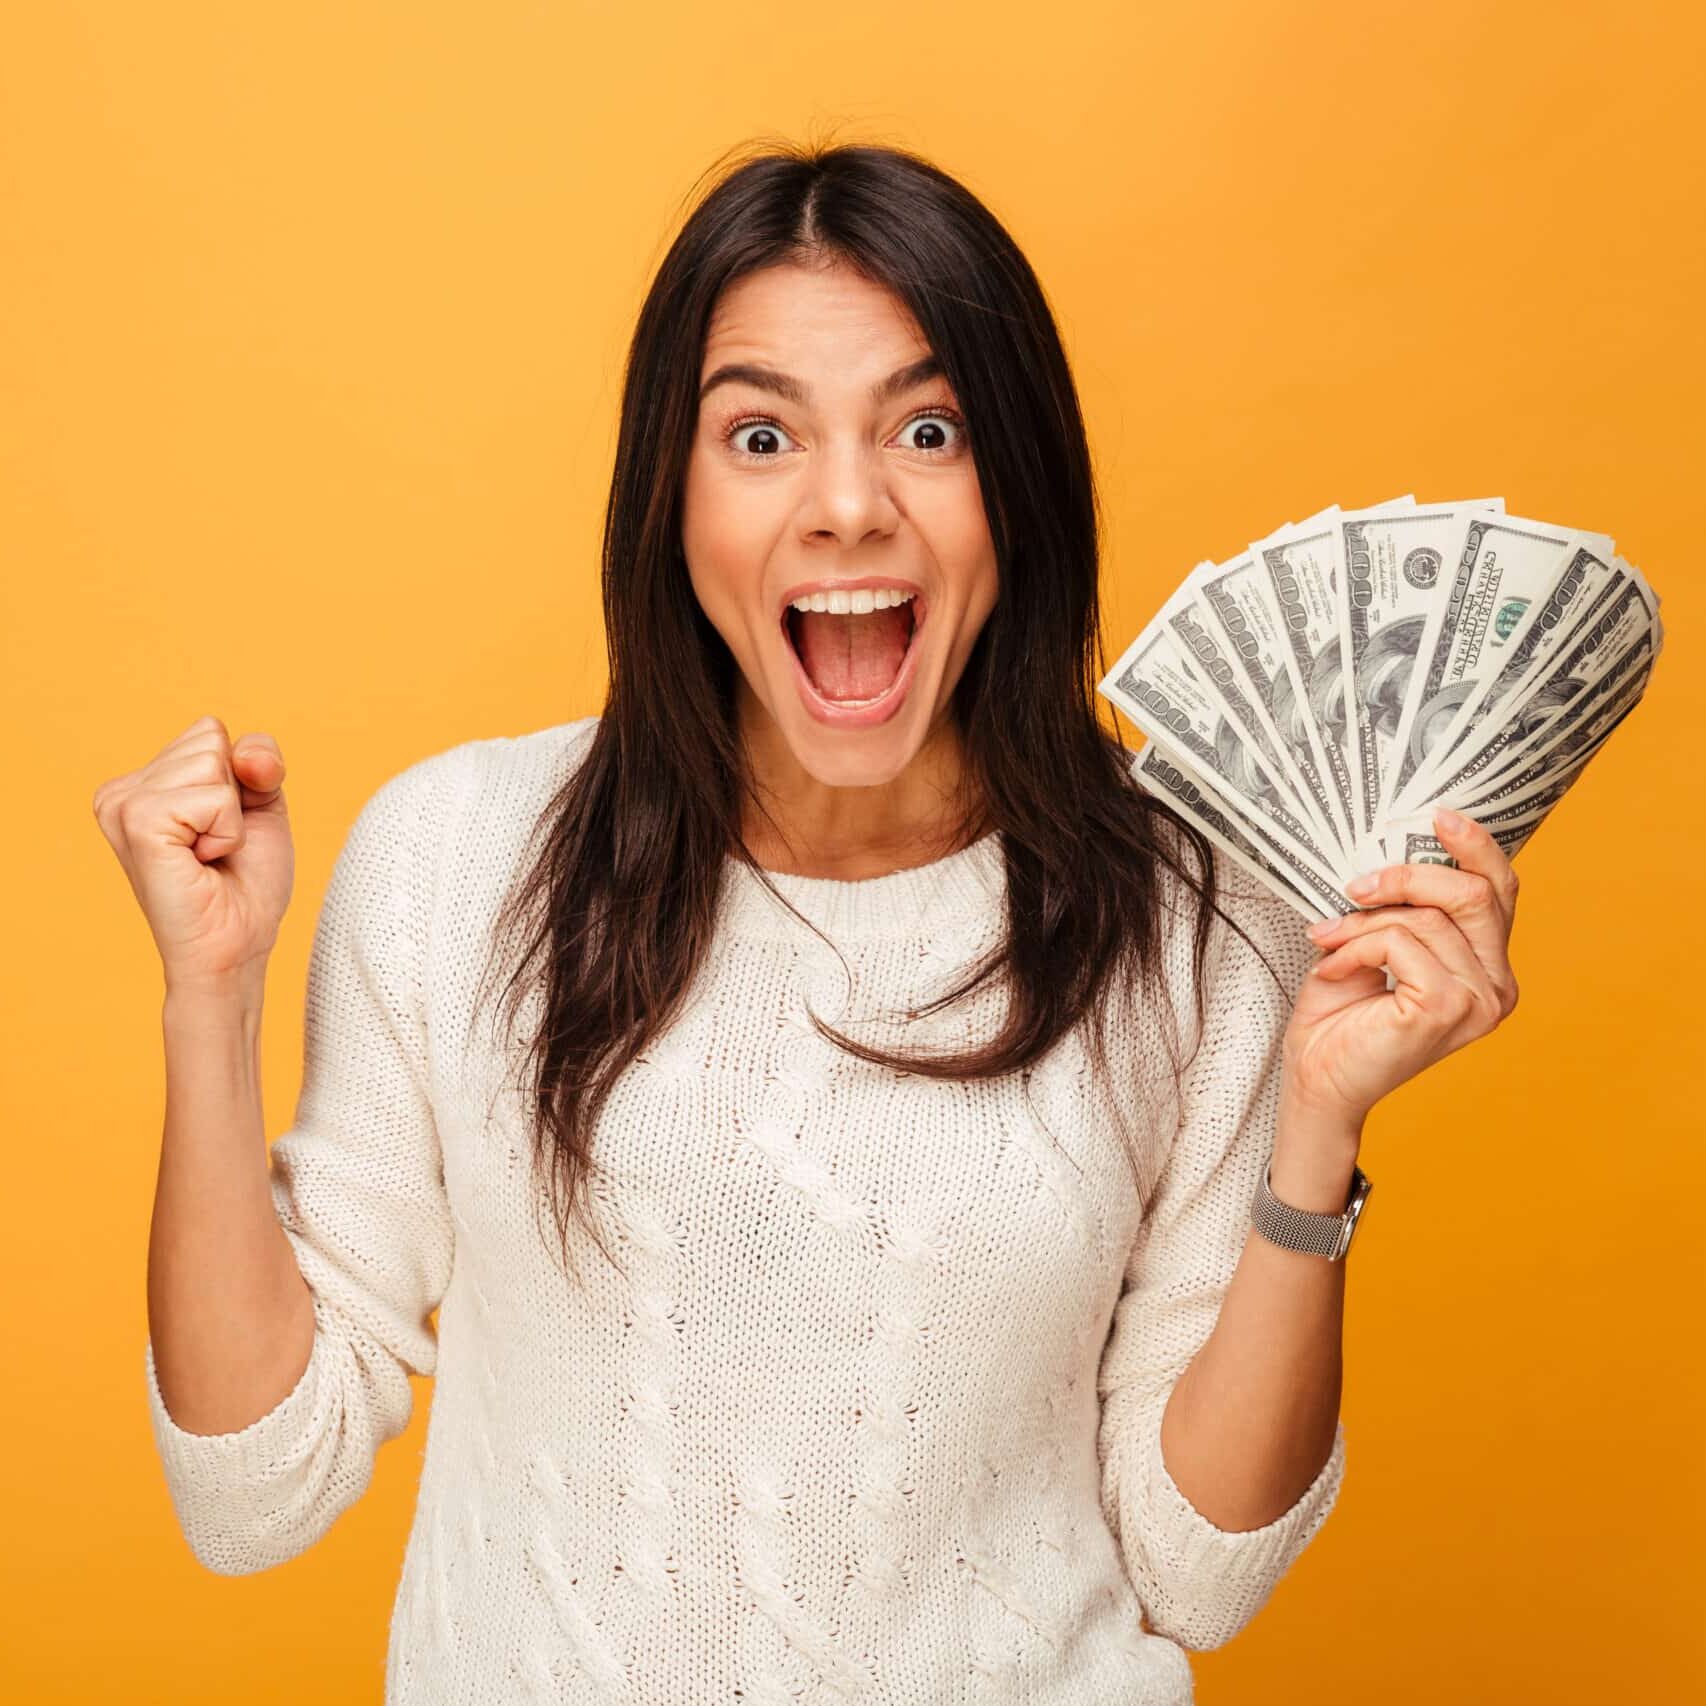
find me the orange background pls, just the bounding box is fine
[4,2,1701,1701]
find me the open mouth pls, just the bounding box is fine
[781,592,922,707]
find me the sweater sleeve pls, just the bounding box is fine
[142,742,471,1576]
[1095,844,1348,1651]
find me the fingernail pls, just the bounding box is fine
[1306,918,1336,939]
[1434,807,1467,833]
[1347,872,1379,898]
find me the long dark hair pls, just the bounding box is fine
[472,137,1258,1279]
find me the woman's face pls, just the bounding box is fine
[681,259,998,790]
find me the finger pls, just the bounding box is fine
[231,735,286,798]
[1345,836,1512,930]
[1312,903,1502,1022]
[121,780,246,859]
[1340,835,1514,985]
[1312,922,1483,1033]
[159,713,231,762]
[1426,806,1519,920]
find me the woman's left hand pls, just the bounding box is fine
[1282,807,1522,1130]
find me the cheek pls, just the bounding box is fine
[681,457,769,629]
[924,480,998,616]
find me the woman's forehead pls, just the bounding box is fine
[701,263,930,377]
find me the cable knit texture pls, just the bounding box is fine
[143,715,1346,1703]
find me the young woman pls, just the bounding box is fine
[105,141,1519,1702]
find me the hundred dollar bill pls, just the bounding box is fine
[1156,588,1342,852]
[1243,510,1361,854]
[1133,494,1417,864]
[1416,579,1657,806]
[1244,493,1422,861]
[1129,743,1353,920]
[1335,499,1504,867]
[1102,494,1662,917]
[1426,699,1611,821]
[1378,645,1651,863]
[1379,729,1603,864]
[1381,513,1615,819]
[1380,806,1543,867]
[1414,679,1640,834]
[1383,675,1642,864]
[1443,636,1653,812]
[1099,583,1344,884]
[1191,541,1348,860]
[1452,619,1654,809]
[1405,544,1630,791]
[1405,552,1639,805]
[1462,739,1609,831]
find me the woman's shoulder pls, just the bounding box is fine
[414,713,603,802]
[349,716,604,870]
[451,713,603,778]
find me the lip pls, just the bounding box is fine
[777,582,930,730]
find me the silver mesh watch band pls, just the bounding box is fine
[1251,1159,1374,1261]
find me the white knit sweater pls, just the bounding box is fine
[143,715,1347,1704]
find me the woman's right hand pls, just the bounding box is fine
[93,714,296,996]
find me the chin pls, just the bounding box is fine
[772,712,928,788]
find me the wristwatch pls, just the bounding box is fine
[1251,1159,1374,1261]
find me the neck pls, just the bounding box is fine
[734,684,988,879]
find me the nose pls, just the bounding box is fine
[796,438,901,549]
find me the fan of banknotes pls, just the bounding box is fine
[1098,495,1664,922]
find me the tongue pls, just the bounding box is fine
[792,606,911,701]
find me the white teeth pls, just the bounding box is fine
[786,588,916,615]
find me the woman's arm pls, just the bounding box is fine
[1096,866,1350,1654]
[1163,805,1522,1530]
[142,745,473,1576]
[1158,1100,1361,1532]
[149,980,317,1436]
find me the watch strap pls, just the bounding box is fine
[1251,1159,1374,1261]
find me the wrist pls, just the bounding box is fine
[1267,1138,1360,1214]
[1271,1096,1364,1214]
[1276,1073,1367,1151]
[162,978,267,1030]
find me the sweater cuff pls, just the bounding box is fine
[1133,1393,1347,1646]
[143,1293,334,1497]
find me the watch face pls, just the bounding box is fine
[1340,1171,1374,1253]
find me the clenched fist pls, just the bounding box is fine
[93,714,295,996]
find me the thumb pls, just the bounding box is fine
[233,742,286,797]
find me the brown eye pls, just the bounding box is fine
[896,412,964,453]
[727,419,797,457]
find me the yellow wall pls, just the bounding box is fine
[4,1,1699,1700]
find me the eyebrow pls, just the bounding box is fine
[698,354,944,408]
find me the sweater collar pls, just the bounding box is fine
[718,830,1006,942]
